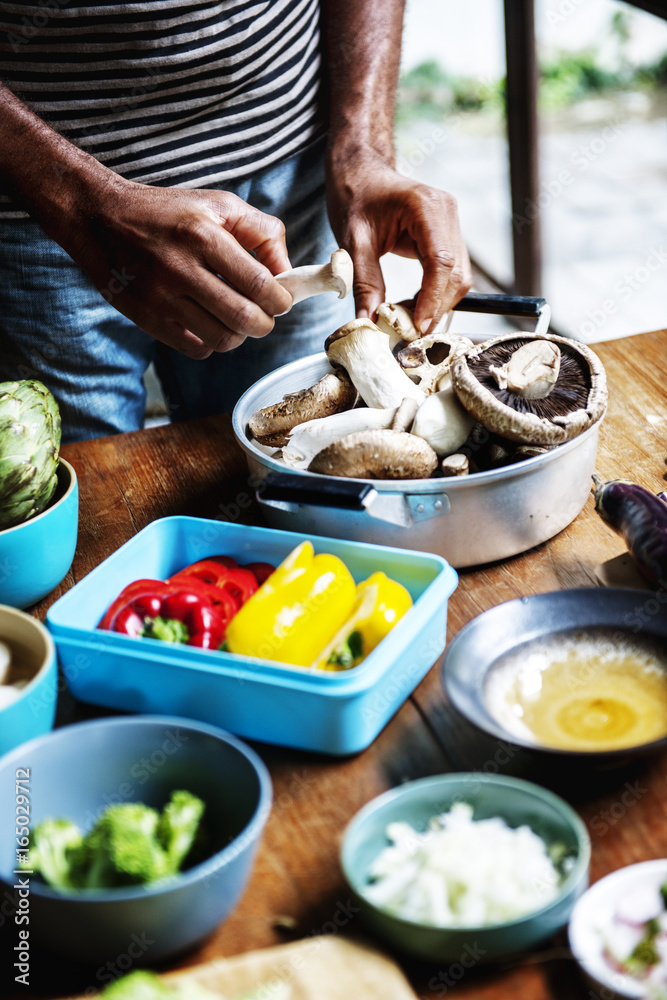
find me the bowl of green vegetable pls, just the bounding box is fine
[0,380,78,610]
[340,772,590,963]
[0,715,272,966]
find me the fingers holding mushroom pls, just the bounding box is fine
[275,249,354,310]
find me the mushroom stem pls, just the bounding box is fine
[376,302,421,347]
[325,319,425,409]
[276,249,353,308]
[410,374,475,457]
[391,397,419,433]
[441,454,469,477]
[281,406,398,469]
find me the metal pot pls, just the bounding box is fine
[232,352,601,570]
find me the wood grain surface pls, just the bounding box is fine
[4,329,667,1000]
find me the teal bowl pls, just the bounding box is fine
[341,773,591,964]
[0,458,78,610]
[0,605,58,757]
[0,715,272,965]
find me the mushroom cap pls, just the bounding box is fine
[397,331,473,394]
[451,332,608,446]
[308,429,439,480]
[248,370,357,447]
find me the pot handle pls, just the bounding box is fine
[256,471,450,528]
[257,471,376,510]
[445,292,551,337]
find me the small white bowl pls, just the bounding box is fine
[568,859,667,999]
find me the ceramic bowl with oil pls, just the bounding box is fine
[442,588,667,762]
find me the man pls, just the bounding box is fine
[0,0,471,442]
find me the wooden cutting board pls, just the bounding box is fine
[68,935,419,1000]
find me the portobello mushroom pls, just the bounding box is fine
[248,370,357,447]
[451,333,607,446]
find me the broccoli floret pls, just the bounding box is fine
[22,791,206,893]
[101,971,177,999]
[100,970,279,1000]
[20,818,83,890]
[156,790,206,876]
[71,803,168,889]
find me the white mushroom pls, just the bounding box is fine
[376,302,421,347]
[248,370,357,447]
[325,319,425,409]
[410,374,475,457]
[276,249,353,308]
[441,454,470,477]
[308,429,438,480]
[398,332,473,394]
[281,406,398,469]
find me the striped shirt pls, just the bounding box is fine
[0,0,325,217]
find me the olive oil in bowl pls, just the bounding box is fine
[484,629,667,752]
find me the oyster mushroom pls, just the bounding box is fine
[451,333,607,446]
[410,373,475,457]
[281,406,398,469]
[248,370,357,447]
[325,319,425,409]
[308,429,438,480]
[276,249,353,308]
[398,331,473,394]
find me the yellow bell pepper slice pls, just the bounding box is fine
[225,541,356,666]
[312,571,413,670]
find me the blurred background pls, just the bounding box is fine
[383,0,667,343]
[146,0,667,425]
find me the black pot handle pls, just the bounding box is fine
[455,292,547,318]
[258,470,375,510]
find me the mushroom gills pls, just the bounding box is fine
[308,429,438,480]
[452,333,608,446]
[248,370,357,447]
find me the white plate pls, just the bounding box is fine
[568,858,667,999]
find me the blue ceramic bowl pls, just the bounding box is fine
[0,458,78,609]
[0,715,272,965]
[341,772,590,963]
[0,605,58,757]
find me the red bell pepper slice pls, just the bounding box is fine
[242,561,276,586]
[165,574,240,618]
[98,579,173,630]
[169,561,258,608]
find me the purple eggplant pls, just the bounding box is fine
[592,474,667,588]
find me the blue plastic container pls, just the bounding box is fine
[47,517,457,755]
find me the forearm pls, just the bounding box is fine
[321,0,405,170]
[0,85,123,247]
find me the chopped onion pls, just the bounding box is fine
[363,802,564,927]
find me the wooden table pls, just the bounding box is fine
[5,329,667,999]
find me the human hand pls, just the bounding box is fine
[63,178,294,359]
[326,155,472,335]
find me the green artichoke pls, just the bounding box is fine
[0,380,62,531]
